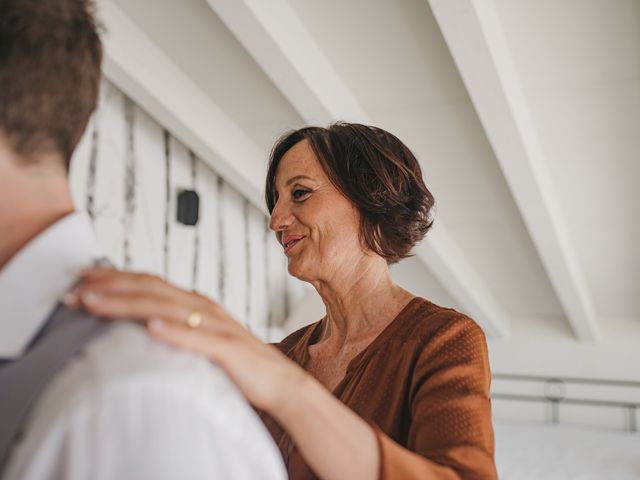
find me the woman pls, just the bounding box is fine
[68,123,497,479]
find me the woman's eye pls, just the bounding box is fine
[292,189,311,200]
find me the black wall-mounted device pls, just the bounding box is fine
[177,189,199,226]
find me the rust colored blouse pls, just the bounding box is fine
[264,297,497,480]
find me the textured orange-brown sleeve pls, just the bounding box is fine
[376,317,497,480]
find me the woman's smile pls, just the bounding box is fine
[283,235,306,255]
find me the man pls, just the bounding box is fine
[0,1,285,478]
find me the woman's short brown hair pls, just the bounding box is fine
[265,122,435,264]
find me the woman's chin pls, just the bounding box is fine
[287,258,312,281]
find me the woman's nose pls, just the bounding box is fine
[269,201,294,232]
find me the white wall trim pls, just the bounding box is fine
[429,0,599,341]
[209,0,509,337]
[99,0,267,211]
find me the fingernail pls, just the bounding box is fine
[62,291,78,306]
[148,318,165,332]
[82,292,101,304]
[80,267,101,276]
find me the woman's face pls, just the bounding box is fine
[270,140,364,282]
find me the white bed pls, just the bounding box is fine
[494,422,640,479]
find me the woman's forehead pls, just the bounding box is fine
[275,140,325,185]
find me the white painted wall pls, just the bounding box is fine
[70,79,307,341]
[488,324,640,431]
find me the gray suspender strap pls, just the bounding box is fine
[0,304,108,473]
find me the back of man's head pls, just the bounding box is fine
[0,0,103,169]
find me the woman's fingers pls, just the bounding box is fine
[66,274,237,335]
[79,269,183,300]
[147,319,231,364]
[67,288,190,325]
[70,268,219,318]
[79,266,115,277]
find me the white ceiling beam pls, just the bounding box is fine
[99,1,267,211]
[207,0,509,337]
[429,0,599,340]
[205,0,367,124]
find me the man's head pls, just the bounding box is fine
[0,0,102,168]
[0,0,102,267]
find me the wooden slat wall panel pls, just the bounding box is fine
[219,182,248,324]
[247,206,269,336]
[193,160,221,300]
[126,107,167,275]
[122,97,136,268]
[68,79,293,341]
[166,136,196,290]
[266,228,288,342]
[91,82,126,267]
[69,115,96,212]
[243,199,253,328]
[286,270,309,324]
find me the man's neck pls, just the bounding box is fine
[0,207,75,270]
[0,145,75,269]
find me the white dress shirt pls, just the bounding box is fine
[0,212,286,480]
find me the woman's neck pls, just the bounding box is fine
[310,257,414,350]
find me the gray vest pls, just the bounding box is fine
[0,303,108,474]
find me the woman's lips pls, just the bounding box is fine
[283,235,305,254]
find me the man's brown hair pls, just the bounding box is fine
[0,0,102,169]
[266,123,435,264]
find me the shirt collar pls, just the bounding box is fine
[0,212,103,359]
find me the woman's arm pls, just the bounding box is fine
[69,267,493,480]
[68,267,380,480]
[273,371,380,479]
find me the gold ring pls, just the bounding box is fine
[186,311,202,329]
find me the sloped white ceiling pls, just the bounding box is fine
[495,0,640,321]
[111,0,305,153]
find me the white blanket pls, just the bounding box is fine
[495,422,640,479]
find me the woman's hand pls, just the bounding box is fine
[65,267,305,412]
[68,267,383,480]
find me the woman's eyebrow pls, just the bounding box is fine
[285,175,316,186]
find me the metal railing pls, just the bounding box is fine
[491,373,640,432]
